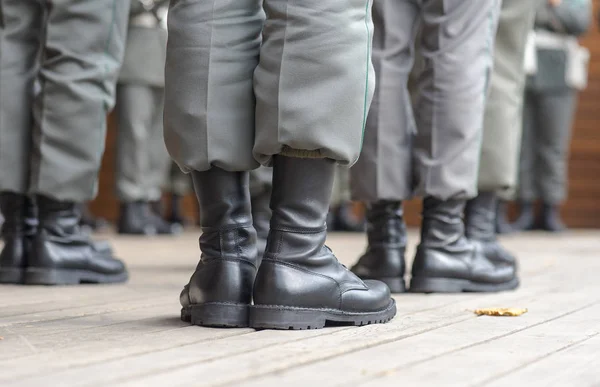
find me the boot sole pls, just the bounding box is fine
[409,276,519,293]
[182,303,249,328]
[249,300,396,330]
[0,268,25,284]
[24,268,128,285]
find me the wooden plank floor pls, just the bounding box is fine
[1,230,600,387]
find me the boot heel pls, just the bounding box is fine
[249,305,327,330]
[190,302,249,328]
[25,268,82,285]
[409,276,469,293]
[0,267,25,284]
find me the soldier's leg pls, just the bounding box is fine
[117,85,176,235]
[410,0,518,293]
[147,88,171,204]
[465,0,537,263]
[168,0,265,327]
[348,0,419,293]
[116,84,155,204]
[25,0,130,285]
[512,90,538,231]
[0,0,42,284]
[249,0,394,330]
[536,89,577,231]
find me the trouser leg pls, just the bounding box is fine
[536,90,577,205]
[115,84,156,202]
[0,0,43,194]
[350,0,420,202]
[146,88,169,202]
[413,0,501,200]
[164,0,263,172]
[517,91,539,201]
[29,0,129,202]
[477,0,537,195]
[254,0,375,166]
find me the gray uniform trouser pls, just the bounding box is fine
[518,88,577,205]
[351,0,500,202]
[115,84,170,202]
[164,0,375,172]
[478,0,537,198]
[0,0,129,201]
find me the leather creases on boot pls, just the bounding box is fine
[410,197,518,293]
[26,195,128,285]
[351,200,407,293]
[250,156,396,330]
[180,169,258,328]
[0,193,36,284]
[465,192,517,267]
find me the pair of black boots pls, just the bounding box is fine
[118,201,182,235]
[352,193,518,293]
[511,202,567,232]
[0,193,127,285]
[179,156,397,330]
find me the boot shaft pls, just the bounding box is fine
[36,195,80,234]
[265,156,335,261]
[464,191,497,242]
[365,200,406,247]
[268,155,335,230]
[420,197,466,248]
[0,193,37,236]
[191,168,257,263]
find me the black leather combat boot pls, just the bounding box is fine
[495,200,513,234]
[540,203,567,232]
[118,201,180,235]
[409,197,518,293]
[465,192,517,267]
[251,184,271,262]
[179,168,258,328]
[351,201,407,293]
[511,201,536,231]
[0,193,37,284]
[25,195,128,285]
[250,156,396,330]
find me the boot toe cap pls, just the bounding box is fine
[341,279,393,313]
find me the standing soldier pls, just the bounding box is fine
[350,0,517,293]
[512,0,591,232]
[464,0,538,265]
[115,0,178,235]
[168,0,396,330]
[0,0,130,285]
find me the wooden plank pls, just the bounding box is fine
[356,303,600,387]
[0,292,465,383]
[220,291,600,387]
[484,333,600,387]
[23,263,574,387]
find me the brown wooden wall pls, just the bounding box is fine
[91,2,600,228]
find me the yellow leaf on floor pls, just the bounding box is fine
[474,308,528,317]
